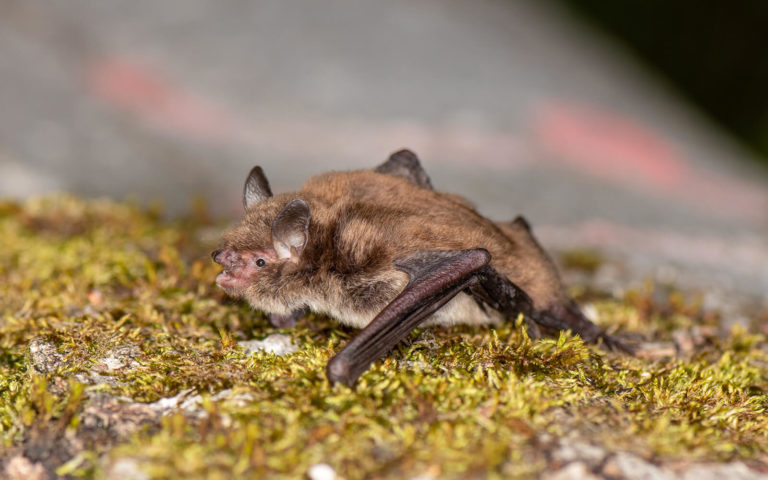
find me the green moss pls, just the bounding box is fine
[0,195,766,479]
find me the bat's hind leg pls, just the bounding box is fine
[269,307,308,328]
[472,266,631,352]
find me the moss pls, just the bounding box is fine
[0,195,766,479]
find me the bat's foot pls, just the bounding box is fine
[524,322,544,339]
[535,301,634,354]
[327,356,356,386]
[268,307,308,328]
[598,333,636,355]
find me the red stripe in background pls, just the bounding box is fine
[535,103,686,188]
[88,57,238,141]
[534,102,768,220]
[86,57,768,221]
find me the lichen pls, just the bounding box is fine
[0,195,766,479]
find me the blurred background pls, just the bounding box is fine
[1,0,766,300]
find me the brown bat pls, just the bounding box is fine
[212,150,626,386]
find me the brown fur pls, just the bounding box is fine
[217,169,572,327]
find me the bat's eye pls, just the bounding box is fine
[256,258,267,268]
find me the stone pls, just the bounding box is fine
[81,394,159,440]
[679,462,768,480]
[601,452,676,480]
[542,462,601,480]
[106,458,150,480]
[239,334,297,356]
[96,345,140,372]
[551,439,607,469]
[307,462,337,480]
[27,338,66,374]
[3,455,46,480]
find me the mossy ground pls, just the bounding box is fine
[0,195,766,479]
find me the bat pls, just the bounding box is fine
[212,149,627,386]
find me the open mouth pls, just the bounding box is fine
[212,248,259,294]
[215,268,243,291]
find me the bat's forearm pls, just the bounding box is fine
[327,249,491,386]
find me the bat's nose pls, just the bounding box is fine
[211,248,241,268]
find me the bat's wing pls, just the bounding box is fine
[327,250,630,385]
[326,249,490,385]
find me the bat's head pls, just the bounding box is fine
[211,167,310,311]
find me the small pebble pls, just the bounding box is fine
[307,462,336,480]
[239,334,298,356]
[108,458,149,480]
[581,303,599,323]
[551,439,606,468]
[601,452,676,480]
[542,462,600,480]
[3,455,46,480]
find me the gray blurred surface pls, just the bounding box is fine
[1,0,767,298]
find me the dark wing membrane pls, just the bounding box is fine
[326,249,490,385]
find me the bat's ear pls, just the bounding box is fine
[272,199,310,261]
[243,166,273,210]
[375,149,433,189]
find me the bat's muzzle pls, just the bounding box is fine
[211,248,241,269]
[211,247,259,294]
